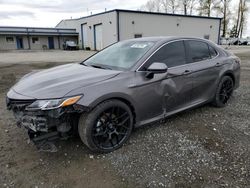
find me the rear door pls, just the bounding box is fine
[184,40,220,104]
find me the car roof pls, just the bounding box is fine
[126,36,219,49]
[126,36,211,43]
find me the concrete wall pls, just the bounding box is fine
[0,36,17,50]
[29,36,78,50]
[119,12,220,44]
[0,35,78,50]
[0,35,30,50]
[30,36,48,50]
[57,11,118,50]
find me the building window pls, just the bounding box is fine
[32,37,39,44]
[134,34,142,38]
[6,37,14,43]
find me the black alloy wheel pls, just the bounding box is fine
[213,76,234,107]
[219,78,234,104]
[92,106,131,149]
[78,100,133,153]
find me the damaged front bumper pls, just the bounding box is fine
[6,96,88,151]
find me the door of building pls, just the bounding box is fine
[94,24,103,51]
[16,37,24,49]
[48,37,55,49]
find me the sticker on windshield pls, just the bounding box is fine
[131,43,149,49]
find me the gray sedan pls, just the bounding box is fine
[6,37,240,153]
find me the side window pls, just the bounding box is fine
[208,45,218,58]
[187,40,210,63]
[146,41,186,68]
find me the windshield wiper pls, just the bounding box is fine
[89,64,112,70]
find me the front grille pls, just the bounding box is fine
[7,98,35,110]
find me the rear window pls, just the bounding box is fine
[209,45,218,58]
[186,40,210,63]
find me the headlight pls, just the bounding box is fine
[26,95,82,110]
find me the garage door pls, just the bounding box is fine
[94,24,103,51]
[81,24,88,49]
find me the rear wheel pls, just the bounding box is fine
[78,100,133,153]
[213,76,234,107]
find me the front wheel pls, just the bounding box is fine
[213,76,234,107]
[78,100,133,153]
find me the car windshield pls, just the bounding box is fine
[82,41,155,70]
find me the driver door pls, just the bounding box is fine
[134,40,193,122]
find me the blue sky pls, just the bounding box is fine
[0,0,249,37]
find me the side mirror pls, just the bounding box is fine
[145,62,168,79]
[147,62,168,74]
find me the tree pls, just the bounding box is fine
[180,0,197,15]
[141,0,197,15]
[183,0,188,14]
[169,0,179,13]
[198,0,217,17]
[141,0,162,12]
[230,25,238,37]
[161,0,180,13]
[236,0,248,38]
[214,0,232,37]
[161,0,169,13]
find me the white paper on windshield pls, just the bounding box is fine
[131,43,148,49]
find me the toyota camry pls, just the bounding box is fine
[6,37,240,153]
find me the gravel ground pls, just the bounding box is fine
[0,50,95,65]
[0,49,249,188]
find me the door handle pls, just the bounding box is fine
[215,62,221,67]
[183,70,192,75]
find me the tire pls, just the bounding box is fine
[213,76,234,107]
[78,100,133,153]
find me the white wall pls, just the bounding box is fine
[57,11,118,50]
[56,10,221,50]
[81,11,117,50]
[119,12,220,44]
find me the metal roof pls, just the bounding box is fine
[56,9,222,26]
[0,26,78,36]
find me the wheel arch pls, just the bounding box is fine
[221,70,235,85]
[88,94,137,125]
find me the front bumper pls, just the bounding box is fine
[6,96,88,150]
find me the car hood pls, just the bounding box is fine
[11,63,121,99]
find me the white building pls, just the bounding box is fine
[56,9,221,50]
[0,27,78,50]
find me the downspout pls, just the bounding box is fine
[27,28,31,50]
[116,10,120,42]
